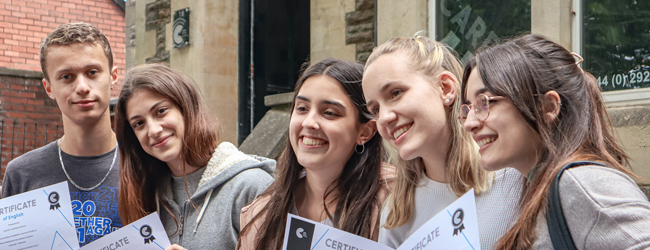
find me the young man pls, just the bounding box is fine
[1,23,122,246]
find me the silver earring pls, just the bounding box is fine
[446,98,452,104]
[355,143,365,154]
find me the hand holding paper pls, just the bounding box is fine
[0,181,79,250]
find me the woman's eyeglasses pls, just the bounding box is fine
[459,94,506,123]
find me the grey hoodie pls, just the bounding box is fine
[157,142,275,249]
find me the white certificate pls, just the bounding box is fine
[396,189,480,250]
[0,181,80,250]
[281,189,480,250]
[282,213,393,250]
[79,212,170,250]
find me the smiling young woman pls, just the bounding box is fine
[237,58,394,250]
[461,34,650,249]
[116,64,275,250]
[362,35,524,250]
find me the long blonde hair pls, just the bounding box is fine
[364,36,489,229]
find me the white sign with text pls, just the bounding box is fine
[396,190,480,250]
[282,189,480,250]
[0,181,80,250]
[79,212,170,250]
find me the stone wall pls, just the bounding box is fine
[130,0,240,144]
[345,0,375,63]
[311,0,356,62]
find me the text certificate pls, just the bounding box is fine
[79,212,170,250]
[282,213,393,250]
[0,181,80,250]
[396,189,481,250]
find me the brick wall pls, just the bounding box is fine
[0,0,125,183]
[0,68,63,181]
[0,0,126,97]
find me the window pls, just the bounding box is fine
[430,0,531,62]
[580,0,650,92]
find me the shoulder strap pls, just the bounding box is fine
[547,161,606,250]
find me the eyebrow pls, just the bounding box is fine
[128,100,166,122]
[380,81,399,93]
[295,95,347,110]
[472,88,489,98]
[55,63,104,75]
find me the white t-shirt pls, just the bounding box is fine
[379,168,524,250]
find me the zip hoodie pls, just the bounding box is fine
[157,142,275,249]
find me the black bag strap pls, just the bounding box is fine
[547,161,606,250]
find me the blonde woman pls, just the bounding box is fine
[362,36,524,249]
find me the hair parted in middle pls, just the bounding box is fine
[238,58,388,250]
[460,34,631,250]
[364,35,489,229]
[116,63,219,226]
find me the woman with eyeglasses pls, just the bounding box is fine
[362,36,524,250]
[461,34,650,249]
[237,58,394,250]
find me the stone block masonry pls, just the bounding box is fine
[345,0,375,63]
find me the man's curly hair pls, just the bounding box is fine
[40,23,113,80]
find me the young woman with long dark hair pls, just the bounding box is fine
[237,58,393,250]
[362,35,524,250]
[461,34,650,249]
[116,64,275,249]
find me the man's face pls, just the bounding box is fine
[42,43,117,126]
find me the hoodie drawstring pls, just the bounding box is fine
[193,188,213,234]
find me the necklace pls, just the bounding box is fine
[58,136,118,191]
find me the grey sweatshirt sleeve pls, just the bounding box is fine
[560,166,650,250]
[230,168,274,233]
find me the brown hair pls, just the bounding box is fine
[40,23,113,81]
[364,36,488,229]
[238,58,387,250]
[116,64,219,225]
[460,34,631,249]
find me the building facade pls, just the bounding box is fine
[127,0,650,189]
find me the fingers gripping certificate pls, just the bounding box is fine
[282,190,480,250]
[0,181,79,250]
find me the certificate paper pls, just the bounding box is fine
[281,189,480,250]
[80,212,170,250]
[396,189,480,250]
[282,214,393,250]
[0,181,79,250]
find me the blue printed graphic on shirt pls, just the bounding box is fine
[70,185,123,246]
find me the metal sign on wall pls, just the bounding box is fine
[173,7,190,48]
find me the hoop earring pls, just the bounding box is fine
[355,143,365,154]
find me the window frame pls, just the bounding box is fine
[430,0,650,106]
[572,0,650,106]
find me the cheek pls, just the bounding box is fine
[377,124,391,140]
[288,119,302,140]
[134,130,148,148]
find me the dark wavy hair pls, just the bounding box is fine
[238,58,386,250]
[116,64,219,225]
[460,34,631,250]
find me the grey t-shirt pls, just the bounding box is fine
[171,167,206,208]
[1,141,122,246]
